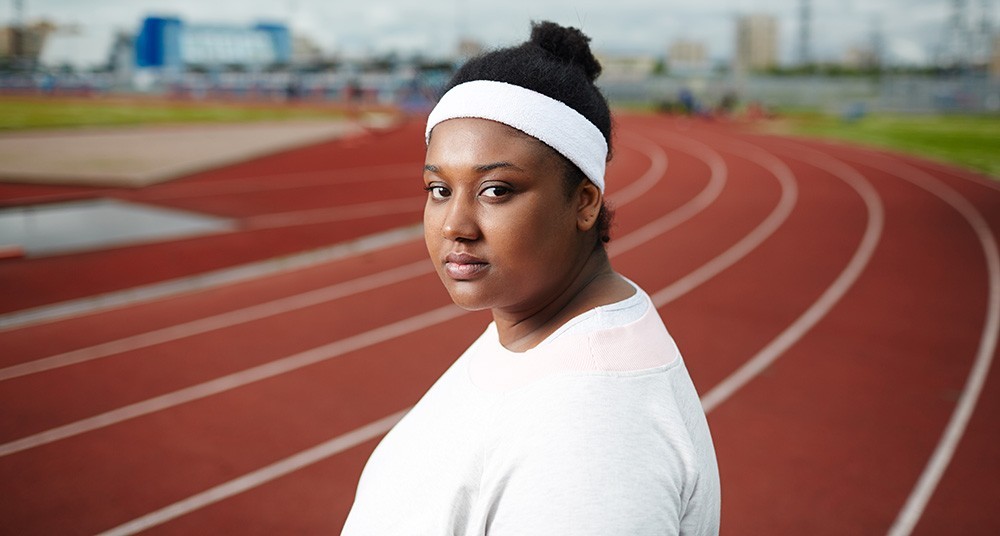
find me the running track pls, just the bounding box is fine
[1,114,998,534]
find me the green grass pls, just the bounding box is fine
[0,98,346,130]
[776,111,1000,177]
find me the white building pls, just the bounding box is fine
[734,14,779,72]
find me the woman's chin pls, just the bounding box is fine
[445,284,495,312]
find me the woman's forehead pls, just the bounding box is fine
[426,118,558,169]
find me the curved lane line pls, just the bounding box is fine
[0,135,667,381]
[243,196,425,230]
[700,140,885,413]
[609,133,725,257]
[95,410,410,536]
[838,155,1000,536]
[139,163,423,201]
[649,136,797,307]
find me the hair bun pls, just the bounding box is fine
[529,21,602,82]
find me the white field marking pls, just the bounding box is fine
[0,260,433,382]
[0,134,664,380]
[0,224,423,332]
[94,409,410,536]
[844,158,1000,536]
[608,133,727,257]
[140,163,421,201]
[0,304,464,458]
[243,196,424,230]
[700,141,885,413]
[0,134,669,452]
[650,137,798,307]
[58,130,733,531]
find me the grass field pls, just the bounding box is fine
[0,97,347,131]
[773,111,1000,178]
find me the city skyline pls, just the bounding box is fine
[2,0,994,68]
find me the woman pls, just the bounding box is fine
[343,21,720,535]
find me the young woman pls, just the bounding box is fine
[343,21,720,535]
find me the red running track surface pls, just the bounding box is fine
[0,114,998,535]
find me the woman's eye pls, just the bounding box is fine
[425,186,450,200]
[481,186,511,198]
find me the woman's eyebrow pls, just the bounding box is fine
[423,162,524,174]
[474,161,523,173]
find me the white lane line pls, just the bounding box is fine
[0,304,463,458]
[650,137,797,306]
[842,157,1000,536]
[0,134,671,452]
[0,260,433,382]
[243,196,424,230]
[0,224,423,332]
[700,141,885,413]
[609,133,727,257]
[94,409,410,536]
[139,163,421,201]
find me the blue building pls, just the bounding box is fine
[134,16,292,69]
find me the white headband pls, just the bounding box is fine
[425,80,608,192]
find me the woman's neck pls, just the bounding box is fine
[491,249,634,352]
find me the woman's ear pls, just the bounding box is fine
[576,181,602,232]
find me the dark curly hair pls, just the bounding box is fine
[444,21,615,247]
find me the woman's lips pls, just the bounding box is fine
[444,252,489,280]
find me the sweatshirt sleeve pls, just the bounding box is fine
[480,374,711,536]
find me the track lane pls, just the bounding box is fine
[698,131,990,533]
[829,150,999,536]
[3,116,996,534]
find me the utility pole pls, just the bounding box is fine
[798,0,811,67]
[975,0,994,65]
[941,0,971,68]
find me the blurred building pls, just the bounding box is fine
[457,38,484,60]
[667,39,709,75]
[595,53,658,81]
[734,14,779,72]
[843,45,879,70]
[135,16,292,70]
[991,35,1000,77]
[292,34,324,65]
[0,20,56,66]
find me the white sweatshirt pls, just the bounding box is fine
[343,285,720,535]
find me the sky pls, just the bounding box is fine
[4,0,992,68]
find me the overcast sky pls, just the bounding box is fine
[4,0,993,67]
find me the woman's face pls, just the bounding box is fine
[423,118,589,313]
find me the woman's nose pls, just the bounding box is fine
[442,198,480,242]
